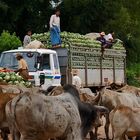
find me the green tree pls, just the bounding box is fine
[0,31,22,52]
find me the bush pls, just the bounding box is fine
[126,63,140,87]
[0,31,22,52]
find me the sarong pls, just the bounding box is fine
[19,69,29,81]
[50,25,61,46]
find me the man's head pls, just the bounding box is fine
[16,53,23,60]
[55,9,60,16]
[72,69,78,76]
[100,32,105,37]
[27,30,32,36]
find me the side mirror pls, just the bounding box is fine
[40,73,45,86]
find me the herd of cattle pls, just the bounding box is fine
[0,83,140,140]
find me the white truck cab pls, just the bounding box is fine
[0,49,61,90]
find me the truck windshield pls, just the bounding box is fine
[40,54,51,70]
[0,52,38,72]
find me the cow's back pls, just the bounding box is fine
[101,89,140,110]
[117,93,140,107]
[6,92,81,139]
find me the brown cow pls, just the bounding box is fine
[116,85,140,96]
[0,93,18,140]
[0,84,40,140]
[97,88,140,140]
[110,105,140,140]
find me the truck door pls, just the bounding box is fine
[39,54,52,90]
[52,54,61,86]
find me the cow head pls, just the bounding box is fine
[93,105,109,127]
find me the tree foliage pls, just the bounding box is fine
[0,31,21,52]
[0,0,140,62]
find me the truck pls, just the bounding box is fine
[0,43,126,91]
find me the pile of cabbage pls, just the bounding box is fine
[32,31,124,50]
[0,72,32,88]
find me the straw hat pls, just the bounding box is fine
[100,32,105,36]
[72,69,79,75]
[16,53,22,58]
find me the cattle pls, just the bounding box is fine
[0,85,22,94]
[110,105,140,140]
[6,85,108,140]
[49,86,108,140]
[0,93,18,140]
[0,84,41,94]
[49,86,99,104]
[48,86,64,96]
[6,85,83,140]
[116,85,140,96]
[96,88,140,140]
[0,85,41,140]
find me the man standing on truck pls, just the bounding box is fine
[23,29,32,47]
[14,53,29,81]
[72,69,82,89]
[49,9,61,48]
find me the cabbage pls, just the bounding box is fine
[10,75,16,81]
[25,82,32,87]
[16,75,23,81]
[14,81,19,84]
[31,31,124,50]
[0,72,32,88]
[0,72,6,78]
[20,81,25,85]
[4,75,11,81]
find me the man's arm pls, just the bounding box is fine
[14,61,22,73]
[14,69,22,73]
[49,15,54,28]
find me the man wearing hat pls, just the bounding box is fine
[15,53,29,80]
[96,32,108,58]
[72,69,82,89]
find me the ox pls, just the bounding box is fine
[97,88,140,140]
[0,93,18,140]
[49,86,108,140]
[48,86,98,103]
[116,85,140,96]
[110,105,140,140]
[6,85,108,140]
[0,85,41,140]
[6,85,83,140]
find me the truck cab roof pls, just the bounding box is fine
[2,48,57,54]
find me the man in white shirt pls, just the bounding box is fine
[49,9,61,48]
[72,69,82,89]
[105,31,115,42]
[23,30,32,47]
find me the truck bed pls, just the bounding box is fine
[53,46,126,87]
